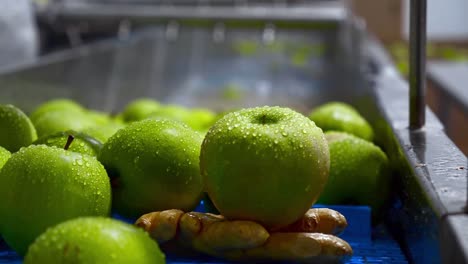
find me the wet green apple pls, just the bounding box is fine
[33,110,96,138]
[148,104,191,124]
[0,104,37,152]
[87,110,113,125]
[24,217,165,264]
[29,99,85,124]
[0,145,111,255]
[200,106,330,229]
[33,130,103,157]
[317,132,390,214]
[99,119,204,218]
[308,102,374,142]
[82,122,126,143]
[184,108,217,132]
[121,99,160,122]
[0,146,11,170]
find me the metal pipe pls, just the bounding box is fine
[409,0,427,129]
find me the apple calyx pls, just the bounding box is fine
[253,113,280,125]
[260,114,267,124]
[63,135,75,150]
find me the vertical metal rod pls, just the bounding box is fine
[409,0,427,129]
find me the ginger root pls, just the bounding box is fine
[135,209,352,263]
[273,208,348,235]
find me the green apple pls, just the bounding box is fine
[113,113,126,124]
[121,99,160,122]
[148,104,191,123]
[308,102,374,142]
[24,217,165,264]
[0,146,11,170]
[214,108,239,122]
[0,145,111,255]
[99,119,204,218]
[33,130,103,157]
[317,132,390,213]
[82,122,126,143]
[200,106,330,229]
[184,108,217,132]
[0,104,38,152]
[33,109,96,138]
[87,110,112,125]
[29,99,85,123]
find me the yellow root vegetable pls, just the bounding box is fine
[135,209,352,263]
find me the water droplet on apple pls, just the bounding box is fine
[282,132,288,137]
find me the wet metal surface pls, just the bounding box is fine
[440,214,468,263]
[365,37,467,263]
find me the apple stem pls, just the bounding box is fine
[64,135,75,150]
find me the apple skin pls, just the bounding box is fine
[148,104,191,123]
[24,217,165,264]
[82,122,126,143]
[121,99,160,122]
[308,102,374,142]
[29,99,85,124]
[0,145,111,255]
[87,110,113,125]
[0,104,38,152]
[317,132,390,214]
[184,108,217,132]
[0,146,11,170]
[33,130,103,157]
[200,106,330,229]
[99,119,204,218]
[33,110,96,138]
